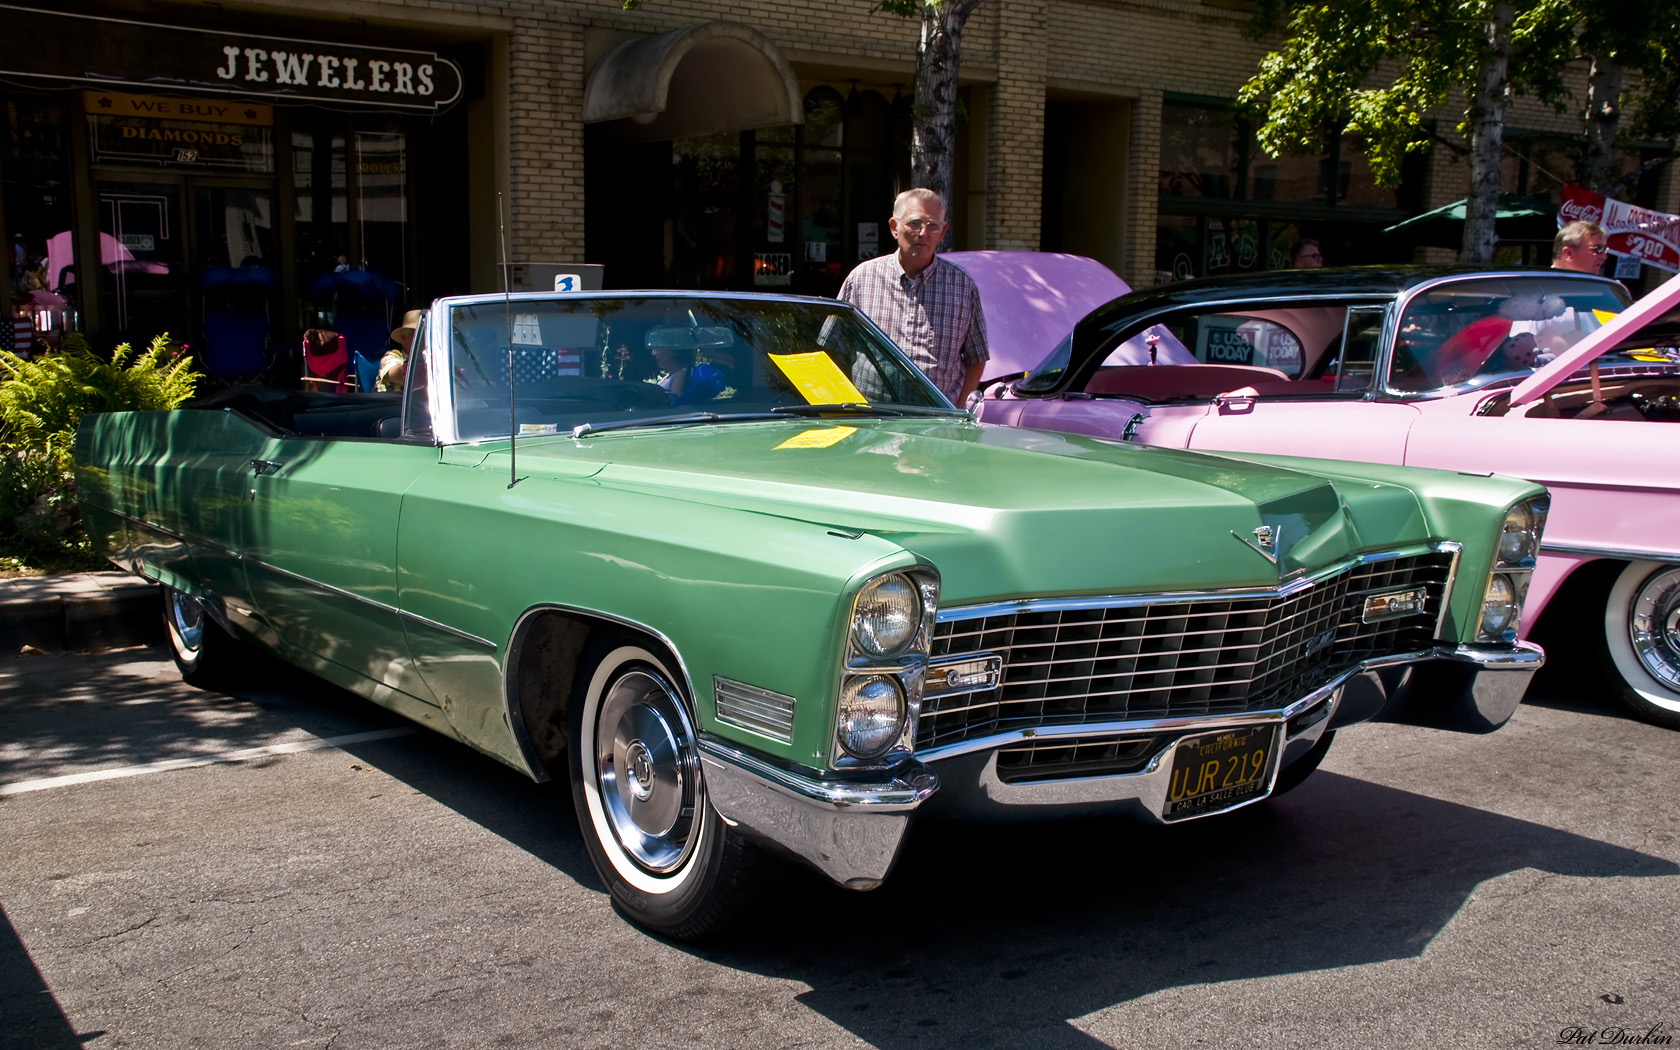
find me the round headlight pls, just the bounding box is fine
[1481,573,1518,638]
[837,675,905,758]
[853,573,921,656]
[1497,503,1537,565]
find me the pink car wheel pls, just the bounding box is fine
[1604,562,1680,729]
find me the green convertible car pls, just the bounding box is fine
[76,290,1548,938]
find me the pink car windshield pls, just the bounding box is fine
[1389,275,1633,391]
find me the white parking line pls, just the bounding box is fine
[0,728,418,796]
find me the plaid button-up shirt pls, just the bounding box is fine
[838,253,989,402]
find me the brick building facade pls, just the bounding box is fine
[2,0,1674,367]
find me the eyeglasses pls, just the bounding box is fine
[898,218,947,234]
[1583,244,1609,255]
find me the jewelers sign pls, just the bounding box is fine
[0,4,462,112]
[1559,183,1680,273]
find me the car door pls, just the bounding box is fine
[1183,305,1423,461]
[242,431,437,702]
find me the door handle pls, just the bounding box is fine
[250,458,284,476]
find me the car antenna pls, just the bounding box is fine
[498,191,524,488]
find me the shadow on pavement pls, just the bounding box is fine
[690,772,1677,1049]
[0,905,99,1050]
[9,649,1674,1050]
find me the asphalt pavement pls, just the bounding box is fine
[1,646,1677,1050]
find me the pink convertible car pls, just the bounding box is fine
[972,263,1680,729]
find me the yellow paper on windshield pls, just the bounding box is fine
[776,426,856,449]
[769,351,866,405]
[1596,307,1670,361]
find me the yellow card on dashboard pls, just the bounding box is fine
[775,427,856,449]
[769,351,866,405]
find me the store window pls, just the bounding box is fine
[1156,100,1422,283]
[3,96,76,353]
[1159,105,1241,198]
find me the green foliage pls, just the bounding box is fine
[0,333,200,570]
[1239,0,1572,186]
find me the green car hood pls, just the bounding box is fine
[465,418,1427,604]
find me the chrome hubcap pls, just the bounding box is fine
[169,591,204,653]
[594,668,700,875]
[1629,568,1680,690]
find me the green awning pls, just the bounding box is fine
[1383,193,1558,248]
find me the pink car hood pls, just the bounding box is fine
[1510,268,1680,406]
[943,251,1129,379]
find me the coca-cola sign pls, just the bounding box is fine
[1561,184,1680,273]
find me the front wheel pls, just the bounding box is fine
[569,641,762,939]
[1602,561,1680,730]
[161,586,246,688]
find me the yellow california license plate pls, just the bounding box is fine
[1163,725,1277,820]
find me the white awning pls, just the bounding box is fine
[583,21,802,141]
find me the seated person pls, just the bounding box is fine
[377,309,423,392]
[652,344,696,397]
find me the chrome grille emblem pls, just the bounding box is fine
[1232,525,1281,566]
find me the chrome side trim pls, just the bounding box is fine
[242,555,497,649]
[101,505,498,648]
[1542,543,1680,564]
[713,677,797,743]
[1434,541,1464,638]
[936,542,1457,623]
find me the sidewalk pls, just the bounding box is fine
[0,572,160,653]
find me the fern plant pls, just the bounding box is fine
[0,333,200,571]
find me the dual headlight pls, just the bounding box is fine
[1479,495,1548,641]
[833,568,938,765]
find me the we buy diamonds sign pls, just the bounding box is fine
[1560,184,1680,272]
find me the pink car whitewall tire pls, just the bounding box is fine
[1604,561,1680,730]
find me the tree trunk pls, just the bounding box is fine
[910,0,983,208]
[1583,55,1623,196]
[1462,1,1515,264]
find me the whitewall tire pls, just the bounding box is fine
[568,641,760,938]
[1603,561,1680,730]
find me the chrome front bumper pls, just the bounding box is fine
[701,642,1543,890]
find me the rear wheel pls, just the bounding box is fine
[161,586,246,688]
[1603,561,1680,730]
[569,640,762,939]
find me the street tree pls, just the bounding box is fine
[872,0,986,212]
[1239,0,1568,262]
[1521,0,1680,195]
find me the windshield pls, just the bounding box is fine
[1388,275,1633,391]
[443,296,954,441]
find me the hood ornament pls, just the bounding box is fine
[1232,525,1281,566]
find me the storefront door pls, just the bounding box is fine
[97,177,277,374]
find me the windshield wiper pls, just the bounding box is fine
[771,402,958,417]
[571,412,727,438]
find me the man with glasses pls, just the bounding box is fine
[1553,220,1610,274]
[837,188,989,404]
[1492,220,1614,369]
